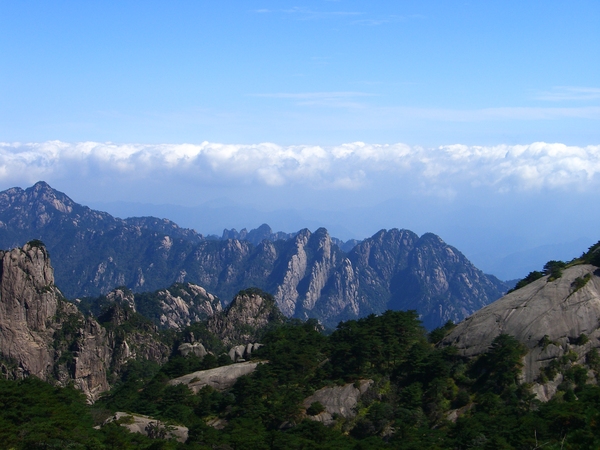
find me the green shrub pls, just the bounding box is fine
[571,274,592,293]
[571,333,589,346]
[544,260,566,281]
[509,271,544,293]
[306,401,325,416]
[26,239,45,248]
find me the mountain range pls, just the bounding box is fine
[2,201,600,447]
[0,181,509,329]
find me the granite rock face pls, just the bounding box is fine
[0,243,170,402]
[207,289,284,346]
[0,243,61,379]
[442,264,600,400]
[168,361,263,393]
[97,283,223,330]
[155,283,222,329]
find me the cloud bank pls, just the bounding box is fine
[1,141,599,194]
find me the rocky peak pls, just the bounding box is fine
[29,181,75,212]
[221,223,297,245]
[208,288,284,346]
[0,183,509,330]
[388,232,507,329]
[0,181,116,237]
[350,228,418,272]
[0,242,59,382]
[0,241,59,332]
[105,287,136,312]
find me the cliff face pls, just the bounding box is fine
[0,243,60,379]
[98,283,223,330]
[0,182,509,329]
[442,264,600,400]
[154,283,222,329]
[0,243,170,401]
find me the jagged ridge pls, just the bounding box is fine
[0,182,509,329]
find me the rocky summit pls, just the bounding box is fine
[0,182,509,329]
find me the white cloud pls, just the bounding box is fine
[1,141,600,194]
[250,91,373,108]
[381,106,600,121]
[536,86,600,102]
[280,7,362,18]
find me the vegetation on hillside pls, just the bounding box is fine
[4,308,600,448]
[509,240,600,293]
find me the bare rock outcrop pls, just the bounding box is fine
[105,287,136,312]
[155,283,222,329]
[95,283,223,331]
[168,361,264,393]
[228,342,263,362]
[0,243,170,401]
[442,264,600,400]
[103,412,188,443]
[0,243,61,379]
[178,342,208,358]
[303,379,374,425]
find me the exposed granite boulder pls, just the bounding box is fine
[103,412,188,443]
[168,361,264,393]
[303,379,373,425]
[179,342,208,358]
[442,264,600,400]
[228,343,263,362]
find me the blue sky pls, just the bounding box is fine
[2,1,598,144]
[1,1,599,278]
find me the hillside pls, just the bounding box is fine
[3,240,600,447]
[442,242,600,401]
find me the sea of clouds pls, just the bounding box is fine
[0,141,599,194]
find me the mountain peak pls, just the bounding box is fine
[31,180,52,190]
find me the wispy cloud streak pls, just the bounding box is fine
[250,91,373,108]
[536,86,600,102]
